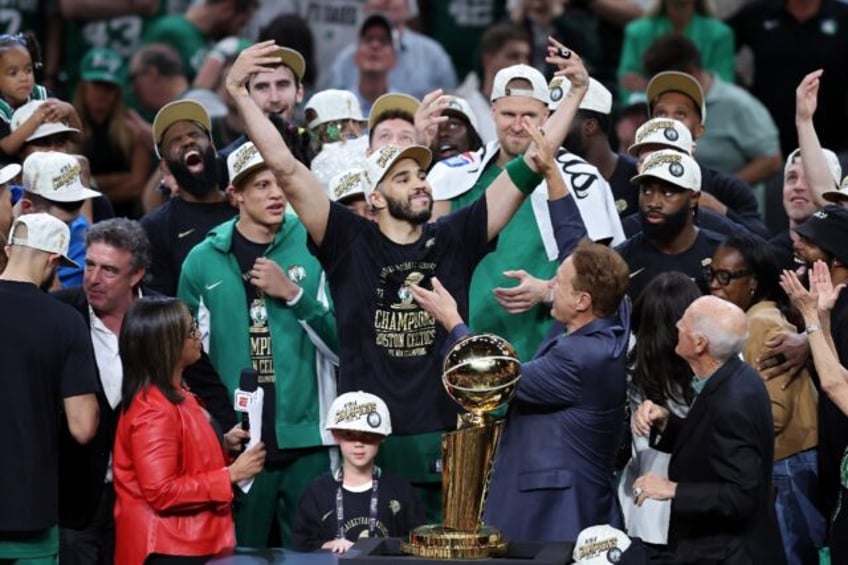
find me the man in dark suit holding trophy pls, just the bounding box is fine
[412,238,631,542]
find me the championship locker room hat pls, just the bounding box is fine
[646,71,706,125]
[0,163,20,185]
[8,212,78,268]
[572,525,648,564]
[368,92,420,130]
[22,152,101,203]
[491,64,550,105]
[304,89,366,130]
[227,141,266,187]
[784,147,842,187]
[547,76,612,114]
[793,205,848,266]
[628,118,694,156]
[270,46,306,82]
[326,391,392,436]
[631,149,701,192]
[329,169,368,203]
[152,99,212,158]
[823,176,848,204]
[362,143,431,202]
[11,100,81,143]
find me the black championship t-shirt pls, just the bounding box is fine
[0,281,98,530]
[310,199,493,435]
[615,228,725,301]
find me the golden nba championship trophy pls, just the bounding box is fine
[402,333,521,559]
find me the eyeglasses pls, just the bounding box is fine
[703,267,751,286]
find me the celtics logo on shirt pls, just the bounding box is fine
[287,264,306,283]
[374,264,436,358]
[249,298,268,330]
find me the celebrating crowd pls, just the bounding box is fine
[2,1,848,564]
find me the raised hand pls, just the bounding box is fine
[795,69,822,122]
[226,40,283,95]
[414,89,449,147]
[545,36,588,91]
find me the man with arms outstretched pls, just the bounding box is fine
[225,39,589,520]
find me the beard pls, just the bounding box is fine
[385,190,433,225]
[640,204,691,241]
[166,145,220,198]
[562,128,586,157]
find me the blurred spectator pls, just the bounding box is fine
[351,14,397,114]
[141,0,259,82]
[643,34,781,187]
[73,47,153,219]
[418,0,506,80]
[615,99,649,154]
[455,23,531,144]
[617,0,734,105]
[56,0,160,98]
[508,0,602,80]
[329,0,457,101]
[730,0,848,154]
[128,43,191,120]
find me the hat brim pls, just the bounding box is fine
[271,47,305,82]
[368,93,420,130]
[0,163,21,185]
[230,161,267,188]
[81,71,122,85]
[629,171,698,192]
[375,145,433,187]
[646,72,706,125]
[35,185,102,203]
[823,190,848,203]
[26,123,81,142]
[153,100,212,158]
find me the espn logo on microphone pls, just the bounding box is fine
[234,390,251,412]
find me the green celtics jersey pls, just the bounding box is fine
[141,14,208,81]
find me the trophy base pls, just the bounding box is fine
[400,524,508,560]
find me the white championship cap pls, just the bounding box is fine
[227,141,266,187]
[572,525,633,565]
[548,76,612,114]
[11,100,80,142]
[326,391,392,436]
[8,212,77,267]
[304,89,366,130]
[491,64,550,105]
[628,118,694,156]
[329,168,368,203]
[362,143,432,202]
[22,152,101,203]
[631,148,701,192]
[784,147,842,187]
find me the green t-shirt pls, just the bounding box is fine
[450,162,558,362]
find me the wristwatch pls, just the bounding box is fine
[805,324,821,335]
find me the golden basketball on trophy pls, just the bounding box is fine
[402,333,521,559]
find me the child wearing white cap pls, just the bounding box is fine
[291,391,424,553]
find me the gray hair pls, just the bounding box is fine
[86,218,151,272]
[688,296,749,361]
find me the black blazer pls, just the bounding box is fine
[652,357,786,564]
[53,287,237,529]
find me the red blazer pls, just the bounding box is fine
[113,385,235,565]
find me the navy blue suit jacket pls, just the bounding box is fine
[483,302,630,542]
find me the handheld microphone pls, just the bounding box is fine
[234,368,259,448]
